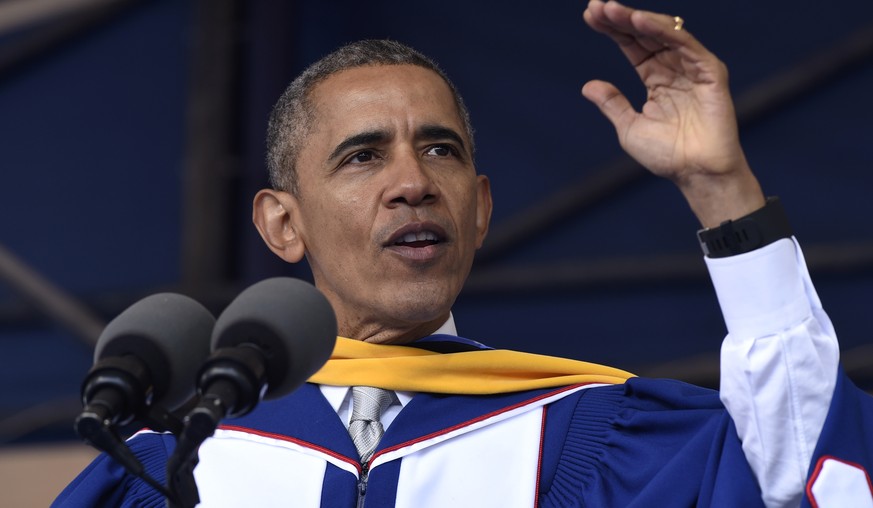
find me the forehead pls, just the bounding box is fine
[306,64,467,146]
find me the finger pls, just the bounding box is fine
[583,0,638,47]
[621,5,710,60]
[586,0,710,69]
[581,79,636,134]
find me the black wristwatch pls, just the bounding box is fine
[696,196,793,258]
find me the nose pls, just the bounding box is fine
[382,150,439,208]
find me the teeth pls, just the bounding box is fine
[399,231,438,243]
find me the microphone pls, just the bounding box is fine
[74,293,214,500]
[198,276,338,419]
[167,277,337,507]
[76,292,214,433]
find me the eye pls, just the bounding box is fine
[425,144,457,157]
[346,150,377,164]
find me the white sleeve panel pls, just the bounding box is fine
[706,238,840,508]
[809,458,873,508]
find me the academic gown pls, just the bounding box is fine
[52,365,872,507]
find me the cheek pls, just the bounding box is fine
[451,187,482,237]
[306,196,373,254]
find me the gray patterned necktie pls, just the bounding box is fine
[348,386,393,463]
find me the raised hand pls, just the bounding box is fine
[581,0,764,226]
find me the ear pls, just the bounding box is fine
[474,174,493,248]
[252,189,306,263]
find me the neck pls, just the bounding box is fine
[339,313,452,345]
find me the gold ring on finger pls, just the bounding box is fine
[673,16,685,31]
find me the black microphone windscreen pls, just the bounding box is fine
[95,293,215,410]
[211,277,337,399]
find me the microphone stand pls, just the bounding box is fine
[76,355,185,503]
[77,371,203,508]
[164,346,267,508]
[76,403,178,501]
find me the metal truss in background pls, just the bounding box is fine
[0,0,241,443]
[471,18,873,270]
[0,0,141,79]
[463,17,873,394]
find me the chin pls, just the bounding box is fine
[390,290,454,324]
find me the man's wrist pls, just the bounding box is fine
[696,196,792,258]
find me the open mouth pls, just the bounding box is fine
[394,231,441,248]
[385,223,448,252]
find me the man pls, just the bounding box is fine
[54,1,873,507]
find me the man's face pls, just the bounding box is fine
[275,64,492,344]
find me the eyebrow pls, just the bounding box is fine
[326,124,468,164]
[327,130,391,163]
[417,125,467,154]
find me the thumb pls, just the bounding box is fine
[581,79,635,134]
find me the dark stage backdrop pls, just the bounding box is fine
[1,0,872,442]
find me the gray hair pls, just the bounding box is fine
[265,39,475,195]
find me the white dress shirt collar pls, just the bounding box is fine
[318,313,457,429]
